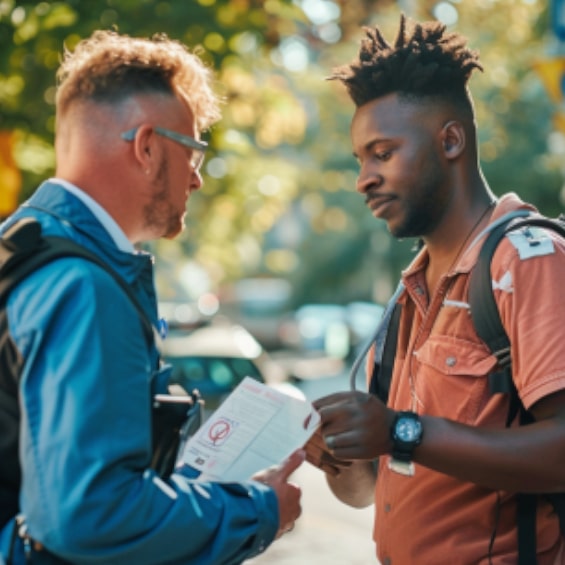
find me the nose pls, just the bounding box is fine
[191,169,203,191]
[356,168,384,194]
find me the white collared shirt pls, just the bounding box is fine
[49,178,135,253]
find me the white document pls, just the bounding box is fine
[181,376,320,481]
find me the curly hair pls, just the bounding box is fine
[330,14,483,113]
[56,30,221,131]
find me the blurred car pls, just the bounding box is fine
[218,277,292,350]
[160,322,303,416]
[278,302,385,353]
[278,303,352,359]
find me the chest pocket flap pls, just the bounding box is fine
[412,336,498,422]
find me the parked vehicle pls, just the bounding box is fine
[160,322,302,416]
[277,301,384,369]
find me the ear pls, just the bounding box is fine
[440,120,465,159]
[131,125,159,176]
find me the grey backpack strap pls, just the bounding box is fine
[349,282,405,393]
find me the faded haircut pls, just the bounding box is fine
[330,14,483,114]
[56,30,221,131]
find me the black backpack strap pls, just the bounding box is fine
[369,302,402,403]
[469,220,514,395]
[350,282,404,395]
[0,218,154,343]
[468,212,565,564]
[469,214,565,396]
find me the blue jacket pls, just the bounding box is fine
[0,181,278,564]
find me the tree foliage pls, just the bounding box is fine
[0,0,562,309]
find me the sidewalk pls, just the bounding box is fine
[245,462,379,565]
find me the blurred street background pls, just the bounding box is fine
[3,0,565,310]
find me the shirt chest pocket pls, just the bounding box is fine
[413,335,498,423]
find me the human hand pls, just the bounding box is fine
[252,449,305,539]
[313,391,395,461]
[304,428,352,476]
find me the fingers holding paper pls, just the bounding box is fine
[252,449,305,539]
[303,428,352,476]
[312,391,395,461]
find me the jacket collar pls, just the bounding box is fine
[13,181,155,283]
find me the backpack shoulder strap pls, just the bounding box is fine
[353,282,405,401]
[468,218,515,397]
[369,301,402,403]
[469,213,565,400]
[468,211,565,564]
[0,218,154,343]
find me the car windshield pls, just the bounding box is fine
[168,356,263,395]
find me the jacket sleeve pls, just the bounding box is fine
[8,258,279,565]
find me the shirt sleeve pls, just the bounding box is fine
[8,258,278,565]
[494,231,565,410]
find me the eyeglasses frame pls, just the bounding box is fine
[121,126,208,172]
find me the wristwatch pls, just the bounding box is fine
[390,411,423,463]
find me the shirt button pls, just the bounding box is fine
[446,356,457,367]
[415,286,425,295]
[383,557,392,565]
[384,503,391,513]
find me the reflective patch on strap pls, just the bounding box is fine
[507,227,555,260]
[492,270,513,294]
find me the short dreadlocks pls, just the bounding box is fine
[330,14,483,114]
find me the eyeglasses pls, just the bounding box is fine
[121,126,208,173]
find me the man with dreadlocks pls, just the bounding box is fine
[311,14,565,564]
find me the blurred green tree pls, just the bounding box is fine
[0,0,562,314]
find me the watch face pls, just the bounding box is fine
[396,416,422,442]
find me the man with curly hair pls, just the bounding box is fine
[312,15,565,564]
[0,30,304,565]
